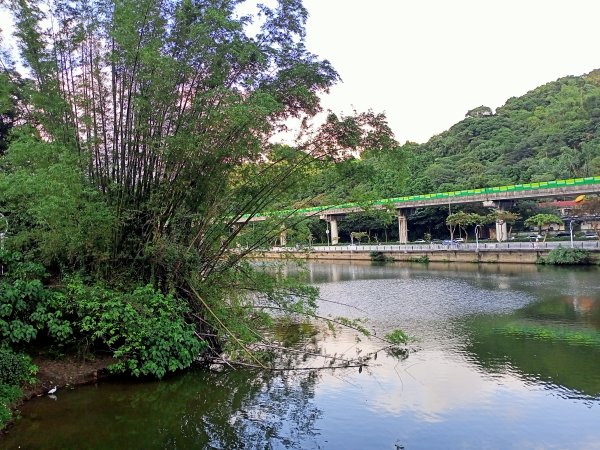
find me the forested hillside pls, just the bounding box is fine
[274,70,600,210]
[260,70,600,244]
[404,70,600,195]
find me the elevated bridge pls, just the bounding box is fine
[237,176,600,244]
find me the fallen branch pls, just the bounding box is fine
[211,358,372,372]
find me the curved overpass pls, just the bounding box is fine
[237,176,600,244]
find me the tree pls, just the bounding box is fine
[578,197,600,239]
[6,0,340,278]
[524,214,563,241]
[350,231,368,244]
[308,109,397,161]
[0,69,22,155]
[4,0,396,373]
[446,211,481,241]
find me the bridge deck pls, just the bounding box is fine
[237,176,600,223]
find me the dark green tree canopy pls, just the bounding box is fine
[3,0,344,282]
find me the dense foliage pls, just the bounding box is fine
[0,346,36,429]
[405,71,600,194]
[0,250,203,377]
[0,0,391,390]
[541,247,590,265]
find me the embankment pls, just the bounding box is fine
[255,248,600,264]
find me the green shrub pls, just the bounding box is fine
[66,279,206,379]
[0,347,36,386]
[385,329,409,345]
[542,247,590,265]
[370,251,392,262]
[0,136,114,270]
[0,383,21,429]
[0,347,37,430]
[0,251,73,345]
[1,251,206,379]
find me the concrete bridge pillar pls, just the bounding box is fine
[320,215,343,245]
[329,217,339,245]
[279,224,287,247]
[397,209,408,244]
[495,220,508,243]
[484,200,513,242]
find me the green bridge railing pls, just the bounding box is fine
[240,176,600,221]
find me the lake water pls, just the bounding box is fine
[3,261,600,449]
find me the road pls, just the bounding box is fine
[282,241,600,253]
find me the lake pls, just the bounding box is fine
[3,261,600,449]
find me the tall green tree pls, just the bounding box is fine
[7,0,339,280]
[446,211,481,241]
[487,210,520,239]
[524,213,563,241]
[3,0,391,369]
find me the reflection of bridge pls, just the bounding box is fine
[237,177,600,245]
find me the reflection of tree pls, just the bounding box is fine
[460,296,600,398]
[4,367,324,449]
[519,295,600,328]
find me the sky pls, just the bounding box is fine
[2,1,599,145]
[300,0,600,144]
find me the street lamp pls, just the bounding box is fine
[325,221,330,247]
[0,213,7,276]
[569,220,574,249]
[0,213,7,251]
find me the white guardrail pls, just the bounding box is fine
[270,241,600,253]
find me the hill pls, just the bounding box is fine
[404,70,600,195]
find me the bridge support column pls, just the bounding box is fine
[484,200,513,242]
[495,220,508,243]
[329,217,339,245]
[320,215,343,245]
[496,220,508,242]
[280,225,287,247]
[397,209,408,244]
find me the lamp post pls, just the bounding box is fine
[475,224,481,252]
[0,213,7,251]
[569,220,574,249]
[0,213,7,276]
[325,222,330,247]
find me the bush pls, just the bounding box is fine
[66,279,206,378]
[1,251,206,379]
[385,329,409,345]
[0,347,36,386]
[0,251,73,345]
[0,347,37,430]
[542,246,590,265]
[0,383,21,429]
[0,136,114,271]
[370,251,392,262]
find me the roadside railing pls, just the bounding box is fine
[269,241,600,253]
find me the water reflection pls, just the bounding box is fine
[461,293,600,398]
[3,368,326,449]
[4,262,600,449]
